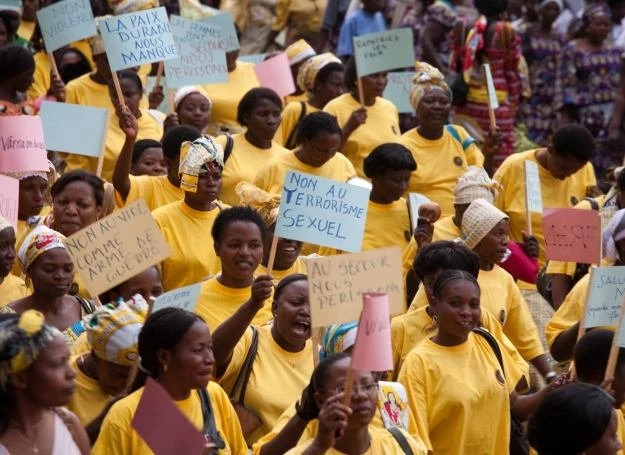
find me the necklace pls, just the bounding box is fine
[9,417,44,454]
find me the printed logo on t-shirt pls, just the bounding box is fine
[495,369,505,386]
[453,156,463,166]
[570,196,579,206]
[499,309,506,324]
[404,230,411,242]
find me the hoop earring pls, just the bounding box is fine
[432,312,439,327]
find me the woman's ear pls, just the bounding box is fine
[156,348,171,373]
[313,390,325,410]
[9,371,28,390]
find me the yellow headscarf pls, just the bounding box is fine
[178,136,224,193]
[286,39,316,66]
[17,226,66,272]
[236,182,281,227]
[297,52,342,97]
[409,61,452,111]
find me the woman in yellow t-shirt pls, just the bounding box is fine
[398,270,561,455]
[324,58,400,177]
[0,216,28,308]
[213,274,313,445]
[275,53,345,149]
[92,308,248,454]
[195,206,274,331]
[164,85,212,135]
[216,88,288,205]
[285,353,428,455]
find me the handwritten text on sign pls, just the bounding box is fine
[383,71,414,114]
[0,175,18,229]
[36,0,96,52]
[524,160,543,214]
[0,116,49,173]
[199,12,239,51]
[305,246,404,327]
[275,171,370,252]
[151,282,202,313]
[65,199,172,296]
[542,208,601,264]
[100,7,177,71]
[351,293,394,372]
[353,28,414,77]
[585,266,625,329]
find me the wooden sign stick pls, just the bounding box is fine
[266,235,279,276]
[154,61,164,88]
[604,294,625,385]
[112,71,127,109]
[523,165,533,236]
[569,267,596,380]
[483,64,498,133]
[167,88,175,114]
[48,51,60,79]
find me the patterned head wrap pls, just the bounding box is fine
[296,52,342,97]
[0,215,11,233]
[539,0,563,11]
[286,39,316,66]
[17,225,66,272]
[460,198,508,250]
[236,182,281,227]
[5,160,57,185]
[174,86,212,111]
[603,209,625,263]
[319,322,358,361]
[0,310,62,391]
[86,295,148,366]
[454,166,502,205]
[178,136,224,193]
[409,61,452,110]
[110,0,158,15]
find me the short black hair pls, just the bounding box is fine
[363,143,417,178]
[132,139,162,164]
[116,69,143,92]
[161,125,201,160]
[295,112,341,145]
[51,170,104,207]
[315,61,344,85]
[574,329,625,383]
[0,44,34,81]
[236,87,282,126]
[413,240,480,281]
[551,124,594,162]
[475,0,507,16]
[431,269,479,298]
[211,206,267,244]
[274,273,307,302]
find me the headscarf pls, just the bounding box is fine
[582,4,611,29]
[539,0,563,11]
[0,310,62,391]
[602,208,625,263]
[173,86,212,111]
[178,136,224,193]
[319,322,358,361]
[0,215,11,233]
[4,160,57,186]
[460,198,508,250]
[86,295,148,366]
[236,182,281,227]
[285,39,316,66]
[17,225,66,272]
[296,53,342,97]
[110,0,158,15]
[454,166,502,205]
[409,61,451,110]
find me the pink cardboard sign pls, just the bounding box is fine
[254,52,295,97]
[131,377,207,455]
[0,116,49,173]
[542,207,601,264]
[0,175,18,230]
[351,293,393,372]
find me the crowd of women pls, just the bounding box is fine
[2,0,625,453]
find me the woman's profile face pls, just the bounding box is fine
[165,321,215,390]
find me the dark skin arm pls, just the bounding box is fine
[530,354,554,379]
[111,108,138,203]
[85,397,123,443]
[339,108,367,149]
[550,274,573,311]
[481,128,503,177]
[511,374,570,422]
[420,22,449,74]
[549,322,580,362]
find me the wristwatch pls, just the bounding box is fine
[545,371,557,383]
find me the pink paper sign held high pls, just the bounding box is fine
[254,52,295,97]
[0,116,49,173]
[351,293,394,372]
[542,208,601,265]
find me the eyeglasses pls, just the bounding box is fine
[334,382,379,395]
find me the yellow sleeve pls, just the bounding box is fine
[208,382,248,454]
[409,287,429,312]
[397,353,432,449]
[545,274,589,348]
[272,0,291,31]
[401,238,417,279]
[117,175,154,208]
[465,142,484,166]
[91,402,134,455]
[390,316,406,380]
[217,326,253,392]
[251,403,317,455]
[317,246,341,256]
[252,162,276,194]
[28,53,51,99]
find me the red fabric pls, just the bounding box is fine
[500,241,539,284]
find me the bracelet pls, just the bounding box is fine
[545,372,557,383]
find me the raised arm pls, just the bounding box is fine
[112,108,138,203]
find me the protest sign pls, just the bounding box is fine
[524,160,542,214]
[254,52,295,97]
[200,12,239,51]
[353,28,414,77]
[239,53,267,64]
[351,293,394,372]
[583,266,625,329]
[39,101,108,158]
[132,378,206,455]
[0,0,20,12]
[542,208,601,264]
[164,15,228,87]
[36,0,96,52]
[64,199,172,297]
[0,116,49,173]
[100,7,177,71]
[383,71,414,113]
[0,175,18,229]
[407,193,431,232]
[151,282,202,313]
[306,246,403,326]
[275,171,370,252]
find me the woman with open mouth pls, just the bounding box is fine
[212,274,313,446]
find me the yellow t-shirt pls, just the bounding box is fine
[283,92,308,105]
[284,426,427,455]
[272,0,326,33]
[65,72,114,110]
[253,150,356,195]
[115,175,184,211]
[274,100,319,147]
[0,274,29,308]
[216,133,289,206]
[195,277,274,332]
[256,257,307,285]
[432,215,460,241]
[67,356,110,426]
[219,324,313,445]
[398,333,515,454]
[324,93,400,177]
[153,201,224,292]
[362,199,411,252]
[17,19,35,40]
[92,381,248,455]
[202,61,260,134]
[29,51,52,100]
[398,127,484,218]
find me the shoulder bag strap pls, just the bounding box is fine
[230,326,260,405]
[223,132,234,163]
[197,388,226,449]
[472,327,505,375]
[388,427,414,455]
[583,197,600,211]
[285,101,307,150]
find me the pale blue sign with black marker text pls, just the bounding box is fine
[36,0,97,51]
[383,71,415,114]
[199,12,239,51]
[275,171,370,252]
[584,266,625,329]
[353,28,414,77]
[152,282,202,313]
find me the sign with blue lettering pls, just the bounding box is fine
[100,7,178,71]
[152,282,202,313]
[37,0,97,52]
[584,267,625,329]
[275,171,370,252]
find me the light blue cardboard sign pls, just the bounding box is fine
[0,0,22,13]
[408,193,431,232]
[239,53,268,64]
[353,28,414,77]
[164,15,228,88]
[36,0,96,52]
[383,71,414,114]
[584,267,625,329]
[200,12,239,51]
[39,101,107,157]
[275,171,370,252]
[524,160,543,214]
[152,282,202,313]
[100,7,178,71]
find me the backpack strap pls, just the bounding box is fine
[223,132,234,163]
[445,124,476,151]
[388,427,414,455]
[197,388,226,449]
[583,197,600,211]
[284,101,307,150]
[230,326,259,405]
